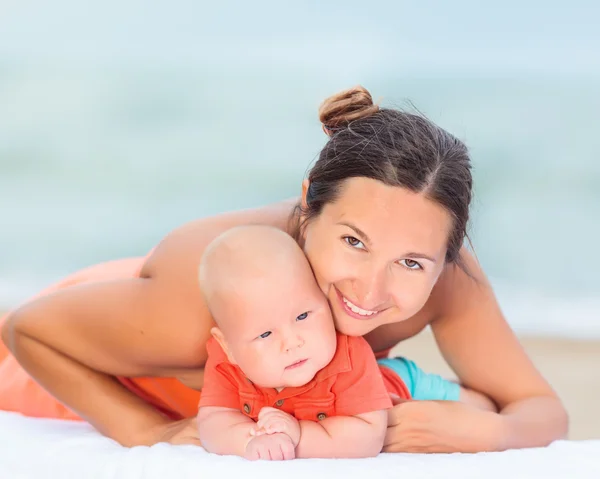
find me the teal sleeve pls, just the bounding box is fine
[377,357,460,401]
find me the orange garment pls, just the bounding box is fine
[199,333,408,421]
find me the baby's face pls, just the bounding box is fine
[218,261,337,389]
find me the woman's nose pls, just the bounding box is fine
[352,268,389,309]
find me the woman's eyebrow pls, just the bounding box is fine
[404,252,437,263]
[338,222,372,245]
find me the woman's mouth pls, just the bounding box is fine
[335,287,382,320]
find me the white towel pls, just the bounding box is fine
[1,411,598,479]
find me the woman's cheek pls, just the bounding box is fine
[392,279,430,315]
[310,243,342,282]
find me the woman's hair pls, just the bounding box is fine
[291,85,473,271]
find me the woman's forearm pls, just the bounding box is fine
[6,329,170,446]
[497,396,569,450]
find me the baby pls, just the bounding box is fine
[196,225,494,461]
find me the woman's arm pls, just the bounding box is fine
[428,248,568,449]
[1,274,209,446]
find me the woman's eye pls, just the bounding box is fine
[296,312,308,321]
[259,331,272,339]
[343,236,365,249]
[400,259,422,270]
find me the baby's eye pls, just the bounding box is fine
[296,312,308,321]
[343,236,366,250]
[399,259,422,270]
[259,331,272,339]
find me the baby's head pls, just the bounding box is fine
[199,225,337,389]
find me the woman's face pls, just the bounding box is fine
[302,177,452,337]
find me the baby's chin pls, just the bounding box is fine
[280,367,322,388]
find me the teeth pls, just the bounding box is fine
[342,296,377,316]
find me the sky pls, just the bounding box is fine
[1,1,599,73]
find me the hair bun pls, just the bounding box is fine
[319,85,379,134]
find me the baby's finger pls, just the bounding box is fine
[254,420,269,433]
[265,422,286,434]
[281,439,296,460]
[255,413,278,429]
[256,414,284,431]
[270,445,284,461]
[255,416,267,429]
[258,407,279,419]
[244,443,259,461]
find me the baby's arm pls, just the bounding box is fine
[295,409,387,458]
[197,406,256,456]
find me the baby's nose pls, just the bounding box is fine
[283,334,304,351]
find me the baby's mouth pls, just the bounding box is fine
[285,359,308,370]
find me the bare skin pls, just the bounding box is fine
[1,181,568,451]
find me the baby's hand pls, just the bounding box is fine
[251,407,301,446]
[244,433,295,461]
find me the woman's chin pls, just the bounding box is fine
[333,314,379,337]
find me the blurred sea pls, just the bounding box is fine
[1,1,599,338]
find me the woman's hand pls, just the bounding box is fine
[145,417,202,446]
[383,398,505,453]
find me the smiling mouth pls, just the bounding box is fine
[285,359,308,370]
[335,287,383,320]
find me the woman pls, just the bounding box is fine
[0,86,567,453]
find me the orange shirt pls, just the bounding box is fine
[199,332,396,422]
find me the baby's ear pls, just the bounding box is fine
[210,327,237,364]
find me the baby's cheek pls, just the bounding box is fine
[256,356,284,383]
[240,351,272,383]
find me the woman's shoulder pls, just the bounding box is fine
[141,198,299,281]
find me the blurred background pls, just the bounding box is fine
[1,0,599,436]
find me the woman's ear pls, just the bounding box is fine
[322,125,334,137]
[210,327,236,365]
[301,178,310,209]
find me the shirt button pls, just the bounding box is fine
[275,399,284,407]
[317,412,327,421]
[243,403,251,414]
